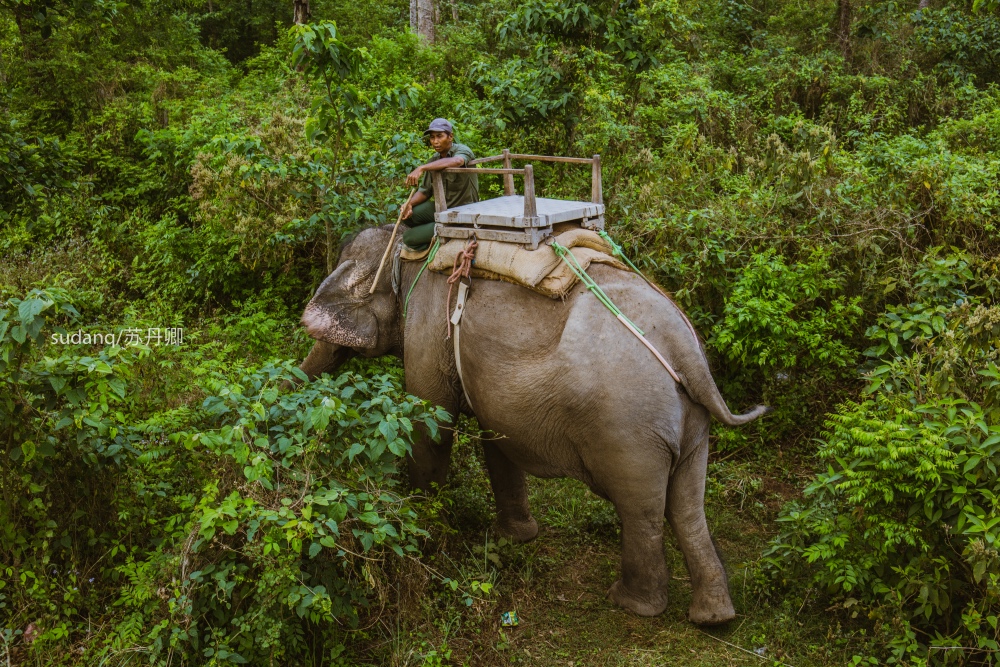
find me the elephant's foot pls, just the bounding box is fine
[608,578,669,617]
[688,582,735,625]
[496,515,538,543]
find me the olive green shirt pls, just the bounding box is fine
[417,142,479,208]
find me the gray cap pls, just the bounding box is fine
[423,118,454,136]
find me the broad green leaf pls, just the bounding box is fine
[311,405,330,431]
[18,298,48,324]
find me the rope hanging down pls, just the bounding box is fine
[445,239,479,410]
[550,240,683,385]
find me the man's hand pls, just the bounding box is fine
[405,167,424,187]
[400,190,428,221]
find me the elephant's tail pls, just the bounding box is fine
[705,401,772,426]
[678,361,771,426]
[642,283,771,427]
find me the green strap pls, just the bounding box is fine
[597,230,653,282]
[551,241,644,336]
[599,229,683,304]
[599,229,705,349]
[403,238,440,318]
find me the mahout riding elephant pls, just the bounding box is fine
[296,225,768,625]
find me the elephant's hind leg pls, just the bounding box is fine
[665,442,735,625]
[483,442,538,543]
[606,473,671,617]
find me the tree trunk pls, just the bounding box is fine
[918,0,930,8]
[837,0,852,61]
[416,0,435,42]
[11,4,37,61]
[410,0,418,33]
[293,0,310,24]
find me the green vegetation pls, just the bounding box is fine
[2,0,999,663]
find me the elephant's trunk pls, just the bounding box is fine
[302,340,355,379]
[281,340,355,391]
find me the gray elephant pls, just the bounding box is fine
[296,225,768,624]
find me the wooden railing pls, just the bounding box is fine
[429,149,602,221]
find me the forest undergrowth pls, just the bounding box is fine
[2,0,1000,663]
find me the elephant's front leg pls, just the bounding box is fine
[483,442,538,543]
[665,442,735,625]
[401,344,460,492]
[407,425,454,492]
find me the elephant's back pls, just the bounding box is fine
[462,263,697,385]
[457,266,695,476]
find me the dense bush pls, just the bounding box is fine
[0,289,448,663]
[765,251,1000,662]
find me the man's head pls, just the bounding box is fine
[423,118,454,154]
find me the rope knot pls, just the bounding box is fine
[446,238,478,338]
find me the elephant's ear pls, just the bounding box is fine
[301,260,379,349]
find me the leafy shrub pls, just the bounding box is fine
[913,6,1000,85]
[106,366,448,664]
[764,251,1000,662]
[766,394,1000,662]
[496,0,687,73]
[1,288,449,664]
[0,119,77,221]
[1,288,150,650]
[710,248,862,374]
[706,248,863,449]
[469,55,574,129]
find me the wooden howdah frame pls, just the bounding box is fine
[430,149,604,249]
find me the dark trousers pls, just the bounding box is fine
[402,199,437,250]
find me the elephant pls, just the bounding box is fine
[296,225,768,625]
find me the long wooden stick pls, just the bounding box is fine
[468,153,595,165]
[441,167,525,174]
[370,188,417,295]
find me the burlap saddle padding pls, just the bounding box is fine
[399,245,432,262]
[402,227,628,299]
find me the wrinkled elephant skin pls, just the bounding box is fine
[297,226,768,624]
